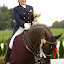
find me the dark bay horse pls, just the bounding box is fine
[24,24,63,64]
[5,24,63,64]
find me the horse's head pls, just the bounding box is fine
[41,33,63,64]
[42,33,63,56]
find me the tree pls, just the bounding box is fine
[52,21,60,28]
[59,40,64,58]
[0,5,15,30]
[0,45,2,56]
[60,20,64,28]
[0,5,10,30]
[51,20,64,28]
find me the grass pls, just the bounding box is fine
[50,28,64,40]
[0,28,64,40]
[50,28,64,37]
[0,30,13,40]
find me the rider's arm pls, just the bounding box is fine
[13,8,25,28]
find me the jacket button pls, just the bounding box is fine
[24,13,25,14]
[24,17,25,19]
[28,13,29,14]
[28,17,29,19]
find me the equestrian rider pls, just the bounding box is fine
[4,0,34,63]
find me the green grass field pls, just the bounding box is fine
[0,28,64,40]
[50,28,64,38]
[0,30,13,40]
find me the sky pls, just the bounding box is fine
[0,0,64,26]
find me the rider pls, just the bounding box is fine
[4,0,34,63]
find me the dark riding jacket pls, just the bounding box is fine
[13,4,34,35]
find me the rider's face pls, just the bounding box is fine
[18,0,26,5]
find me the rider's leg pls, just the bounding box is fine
[9,27,24,49]
[4,27,24,64]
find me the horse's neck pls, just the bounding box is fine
[25,25,53,52]
[27,27,42,51]
[28,27,44,41]
[28,26,52,42]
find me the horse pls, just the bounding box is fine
[24,24,63,64]
[5,24,63,64]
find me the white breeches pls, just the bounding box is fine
[9,27,25,49]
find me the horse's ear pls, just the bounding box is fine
[55,33,63,39]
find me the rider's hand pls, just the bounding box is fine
[24,23,30,30]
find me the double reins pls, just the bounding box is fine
[25,30,39,56]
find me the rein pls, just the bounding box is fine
[25,30,39,56]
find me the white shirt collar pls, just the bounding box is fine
[19,3,26,8]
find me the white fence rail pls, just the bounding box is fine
[51,59,64,64]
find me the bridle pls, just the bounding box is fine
[24,30,57,58]
[42,39,57,58]
[46,40,57,44]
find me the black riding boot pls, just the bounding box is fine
[4,46,11,64]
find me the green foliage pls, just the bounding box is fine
[60,20,64,28]
[50,52,53,59]
[0,6,10,30]
[0,39,7,56]
[52,20,64,28]
[59,40,64,58]
[63,47,64,58]
[0,5,15,30]
[51,50,58,59]
[55,52,58,59]
[0,45,2,56]
[0,61,4,64]
[2,43,6,56]
[52,21,60,28]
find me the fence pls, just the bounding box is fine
[51,59,64,64]
[0,40,64,57]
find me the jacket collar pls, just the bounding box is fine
[19,3,26,8]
